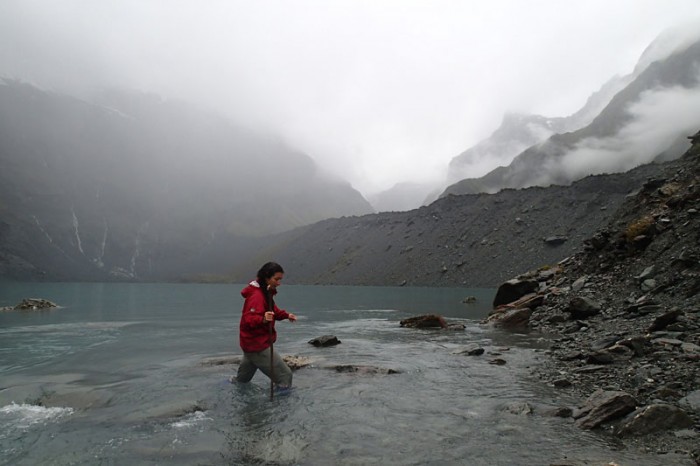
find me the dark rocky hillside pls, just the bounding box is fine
[486,132,700,461]
[234,162,668,288]
[0,80,372,281]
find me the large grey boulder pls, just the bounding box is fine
[451,344,485,356]
[566,296,601,320]
[575,390,637,430]
[679,390,700,412]
[616,404,694,437]
[492,279,539,307]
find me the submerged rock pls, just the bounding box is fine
[451,344,485,356]
[199,355,242,366]
[331,365,400,375]
[199,354,312,371]
[502,401,534,415]
[444,323,466,330]
[282,355,314,370]
[124,401,206,423]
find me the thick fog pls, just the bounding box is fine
[550,85,700,182]
[1,1,699,196]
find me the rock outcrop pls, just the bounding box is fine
[7,298,59,310]
[490,133,700,461]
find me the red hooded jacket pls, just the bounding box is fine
[239,281,290,353]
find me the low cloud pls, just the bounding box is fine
[1,2,699,196]
[548,82,700,182]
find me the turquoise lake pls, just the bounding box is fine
[0,282,675,465]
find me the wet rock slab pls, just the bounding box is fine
[573,390,637,430]
[616,403,694,437]
[330,365,400,375]
[199,354,313,370]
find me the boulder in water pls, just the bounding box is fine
[14,298,58,310]
[308,335,341,347]
[451,344,485,356]
[399,314,447,329]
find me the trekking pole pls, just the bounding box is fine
[269,315,274,402]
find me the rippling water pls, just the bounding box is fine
[0,282,684,465]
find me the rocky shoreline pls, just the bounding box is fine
[488,138,700,464]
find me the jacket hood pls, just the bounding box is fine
[241,281,260,299]
[241,280,277,299]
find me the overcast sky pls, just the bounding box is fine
[1,1,699,195]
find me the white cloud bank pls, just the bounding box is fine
[553,82,700,182]
[1,1,699,196]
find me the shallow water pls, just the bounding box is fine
[0,282,687,465]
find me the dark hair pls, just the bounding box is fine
[256,262,284,311]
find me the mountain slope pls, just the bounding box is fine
[443,37,700,197]
[0,81,373,280]
[226,160,669,288]
[447,75,630,185]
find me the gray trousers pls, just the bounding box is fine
[236,347,293,387]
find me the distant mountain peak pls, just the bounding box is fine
[0,82,373,280]
[446,71,630,186]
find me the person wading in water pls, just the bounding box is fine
[234,262,297,393]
